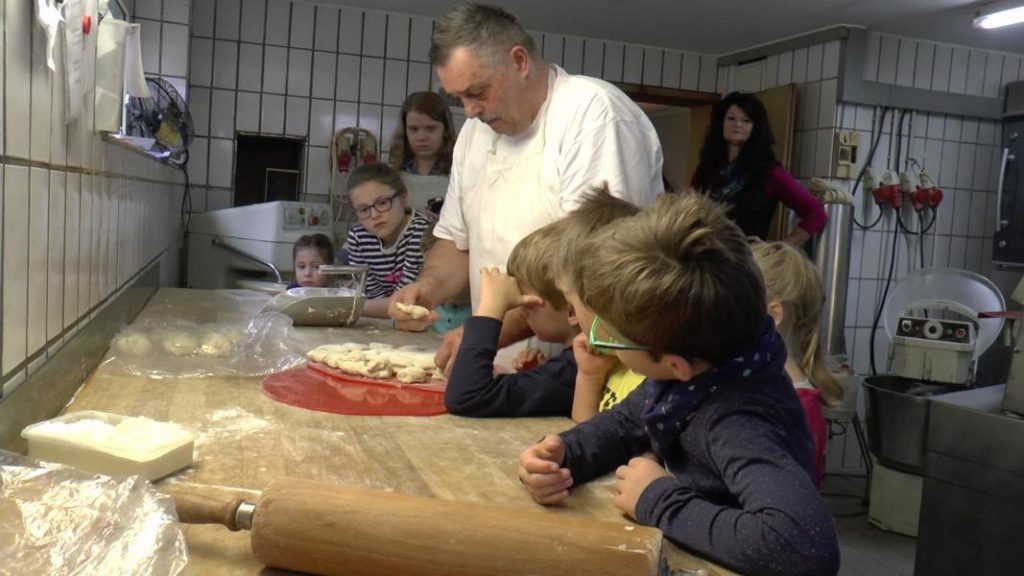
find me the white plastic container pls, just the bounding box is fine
[21,411,196,481]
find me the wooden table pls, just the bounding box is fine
[65,289,734,576]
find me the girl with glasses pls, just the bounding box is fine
[342,164,434,318]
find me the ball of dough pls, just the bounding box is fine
[396,302,430,320]
[161,331,199,356]
[114,332,153,356]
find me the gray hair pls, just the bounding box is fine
[429,3,537,67]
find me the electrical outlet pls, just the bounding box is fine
[833,131,860,179]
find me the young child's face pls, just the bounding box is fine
[522,289,575,343]
[294,247,330,287]
[558,279,596,334]
[350,181,407,242]
[405,110,445,162]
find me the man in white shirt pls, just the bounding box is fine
[389,3,663,370]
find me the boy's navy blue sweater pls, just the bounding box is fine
[444,317,576,417]
[559,368,840,576]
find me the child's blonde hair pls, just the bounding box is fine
[575,193,765,364]
[554,185,640,287]
[751,242,843,405]
[507,220,569,310]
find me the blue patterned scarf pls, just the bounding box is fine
[641,315,787,466]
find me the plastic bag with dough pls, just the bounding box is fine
[396,366,428,384]
[199,332,234,357]
[115,332,153,356]
[395,302,431,320]
[162,331,199,356]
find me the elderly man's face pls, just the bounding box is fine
[436,46,533,136]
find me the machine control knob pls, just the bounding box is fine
[901,319,913,333]
[923,320,944,340]
[999,240,1008,248]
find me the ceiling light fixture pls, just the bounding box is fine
[974,1,1024,29]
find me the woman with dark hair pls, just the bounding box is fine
[389,91,457,176]
[691,91,826,246]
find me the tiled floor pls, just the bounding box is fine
[823,475,917,576]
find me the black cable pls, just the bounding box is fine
[852,108,890,230]
[178,148,192,232]
[870,217,901,376]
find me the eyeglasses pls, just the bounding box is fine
[589,315,650,352]
[353,191,401,220]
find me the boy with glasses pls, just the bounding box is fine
[518,194,839,576]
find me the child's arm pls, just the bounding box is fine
[569,333,618,422]
[517,435,573,504]
[556,385,653,484]
[629,407,840,576]
[444,268,575,417]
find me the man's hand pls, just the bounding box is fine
[612,456,671,520]
[434,326,464,377]
[518,435,572,505]
[477,267,543,320]
[571,332,618,378]
[389,282,439,332]
[513,347,547,372]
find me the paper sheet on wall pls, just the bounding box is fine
[83,0,98,98]
[35,0,64,71]
[95,19,131,132]
[63,0,84,120]
[124,24,150,98]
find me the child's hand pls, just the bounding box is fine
[571,332,618,378]
[513,347,547,371]
[612,455,671,520]
[517,435,572,505]
[477,267,543,320]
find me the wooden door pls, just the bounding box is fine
[686,85,797,241]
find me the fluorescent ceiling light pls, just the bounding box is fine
[974,2,1024,29]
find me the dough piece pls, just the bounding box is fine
[368,342,394,350]
[199,332,234,357]
[338,360,366,375]
[396,366,428,384]
[333,342,366,352]
[396,302,430,320]
[307,347,331,363]
[364,356,390,373]
[341,350,365,362]
[161,331,199,356]
[388,354,413,369]
[115,332,153,356]
[431,367,445,380]
[364,367,394,379]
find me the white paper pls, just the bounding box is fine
[83,0,98,99]
[62,0,84,120]
[95,18,131,132]
[124,24,150,98]
[35,0,64,71]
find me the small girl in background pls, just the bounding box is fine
[343,163,433,318]
[289,233,334,289]
[751,241,843,486]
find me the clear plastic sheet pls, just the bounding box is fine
[102,312,304,379]
[0,450,188,576]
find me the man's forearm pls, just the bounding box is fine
[419,239,470,307]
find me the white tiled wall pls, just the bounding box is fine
[135,0,193,100]
[0,0,184,395]
[186,0,717,209]
[863,32,1024,98]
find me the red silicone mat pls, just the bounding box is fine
[263,363,448,416]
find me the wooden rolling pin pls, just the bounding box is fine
[172,477,664,576]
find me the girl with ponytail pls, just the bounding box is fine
[752,241,843,486]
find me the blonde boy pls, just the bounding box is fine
[518,194,839,575]
[444,219,579,416]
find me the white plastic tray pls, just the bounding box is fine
[21,410,195,481]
